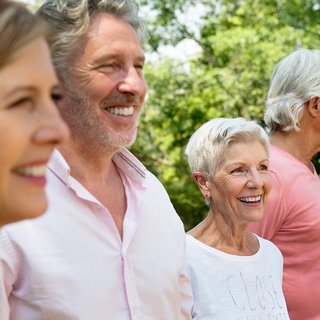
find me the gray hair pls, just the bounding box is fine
[265,48,320,133]
[37,0,145,77]
[185,117,269,179]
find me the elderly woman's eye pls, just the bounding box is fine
[259,164,269,171]
[231,168,243,174]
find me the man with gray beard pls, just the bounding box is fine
[0,1,193,319]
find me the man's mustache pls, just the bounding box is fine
[101,92,142,107]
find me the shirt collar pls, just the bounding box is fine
[48,148,146,187]
[113,148,146,185]
[48,149,71,185]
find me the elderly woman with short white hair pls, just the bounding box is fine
[185,117,290,319]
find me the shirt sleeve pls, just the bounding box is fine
[0,230,17,320]
[249,171,286,240]
[179,243,194,320]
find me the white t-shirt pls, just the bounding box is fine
[186,234,290,320]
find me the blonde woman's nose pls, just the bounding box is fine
[33,100,70,145]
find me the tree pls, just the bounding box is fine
[132,0,320,229]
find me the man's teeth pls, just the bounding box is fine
[108,106,134,116]
[14,165,48,177]
[238,196,262,203]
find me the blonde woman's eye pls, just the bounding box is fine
[9,97,33,109]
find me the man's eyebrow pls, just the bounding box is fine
[92,53,116,65]
[92,53,145,65]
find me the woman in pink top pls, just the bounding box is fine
[250,48,320,320]
[0,1,69,226]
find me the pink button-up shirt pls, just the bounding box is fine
[0,149,193,320]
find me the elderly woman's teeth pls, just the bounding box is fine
[238,196,262,203]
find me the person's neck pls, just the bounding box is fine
[57,139,119,188]
[270,130,318,172]
[188,210,258,256]
[58,140,127,239]
[59,141,127,239]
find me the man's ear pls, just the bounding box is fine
[307,97,320,117]
[192,172,211,198]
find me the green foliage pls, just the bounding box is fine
[132,0,320,230]
[132,60,209,229]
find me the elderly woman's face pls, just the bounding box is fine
[0,38,69,226]
[209,140,272,224]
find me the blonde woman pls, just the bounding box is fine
[0,1,69,226]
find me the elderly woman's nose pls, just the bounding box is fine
[246,170,263,187]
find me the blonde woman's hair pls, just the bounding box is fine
[0,0,50,68]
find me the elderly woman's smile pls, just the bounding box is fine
[209,140,272,223]
[238,195,262,203]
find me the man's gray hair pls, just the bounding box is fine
[185,117,269,179]
[37,0,145,77]
[265,48,320,133]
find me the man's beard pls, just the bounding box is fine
[60,84,139,153]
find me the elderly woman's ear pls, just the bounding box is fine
[307,96,320,117]
[192,172,211,198]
